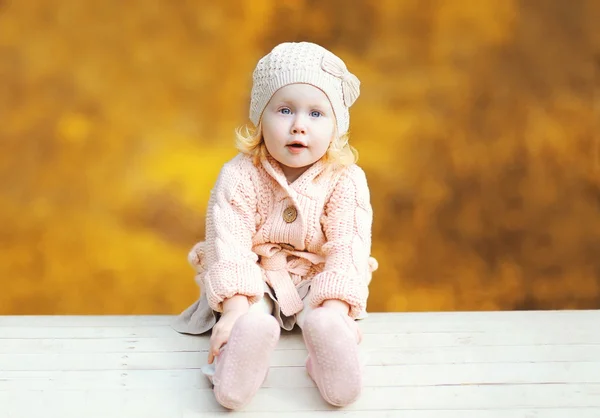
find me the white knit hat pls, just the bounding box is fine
[249,42,360,135]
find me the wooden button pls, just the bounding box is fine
[282,206,297,223]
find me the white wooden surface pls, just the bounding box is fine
[1,310,599,418]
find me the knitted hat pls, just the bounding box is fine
[249,42,360,135]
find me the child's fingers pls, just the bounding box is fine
[209,334,221,358]
[207,314,238,365]
[212,341,223,357]
[209,330,228,362]
[208,335,219,364]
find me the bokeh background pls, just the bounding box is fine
[1,0,599,315]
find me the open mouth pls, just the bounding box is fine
[287,141,307,149]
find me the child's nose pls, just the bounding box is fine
[291,120,306,135]
[291,126,306,135]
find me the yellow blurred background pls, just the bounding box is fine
[1,1,599,314]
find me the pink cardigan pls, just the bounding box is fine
[201,153,376,319]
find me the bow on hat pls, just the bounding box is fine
[321,53,360,107]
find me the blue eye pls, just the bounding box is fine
[280,108,291,115]
[310,111,322,117]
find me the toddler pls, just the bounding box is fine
[172,41,378,410]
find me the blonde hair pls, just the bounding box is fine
[235,122,358,168]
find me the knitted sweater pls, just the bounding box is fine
[202,153,375,319]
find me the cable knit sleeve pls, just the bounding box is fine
[310,166,373,318]
[203,160,264,312]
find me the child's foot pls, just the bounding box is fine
[212,312,280,410]
[302,307,362,407]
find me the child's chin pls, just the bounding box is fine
[284,160,314,169]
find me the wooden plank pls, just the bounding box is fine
[1,310,598,330]
[2,338,600,371]
[4,400,600,418]
[3,345,600,371]
[1,325,599,346]
[1,385,600,413]
[167,410,600,418]
[183,411,600,418]
[2,331,600,354]
[0,315,174,327]
[1,361,600,391]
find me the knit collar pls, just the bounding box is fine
[260,154,329,198]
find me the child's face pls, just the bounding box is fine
[261,83,335,178]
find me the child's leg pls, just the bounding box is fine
[249,293,274,315]
[202,294,275,379]
[210,293,278,410]
[211,311,280,410]
[295,296,314,329]
[301,307,362,407]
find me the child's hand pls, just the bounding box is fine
[321,299,362,344]
[321,299,350,315]
[208,295,250,364]
[208,309,248,364]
